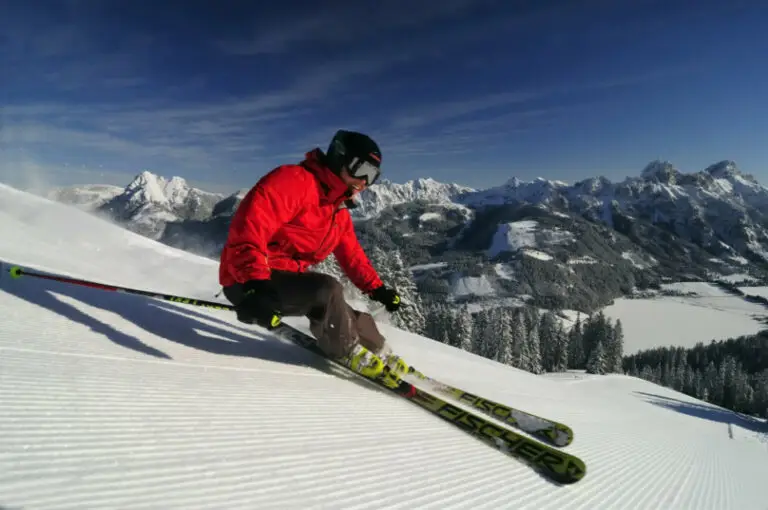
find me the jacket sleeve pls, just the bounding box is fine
[333,211,384,294]
[224,166,306,283]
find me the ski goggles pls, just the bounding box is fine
[347,156,381,186]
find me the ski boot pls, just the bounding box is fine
[340,344,386,380]
[378,347,411,389]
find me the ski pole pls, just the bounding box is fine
[2,264,236,312]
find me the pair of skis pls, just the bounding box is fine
[273,323,586,485]
[4,264,587,484]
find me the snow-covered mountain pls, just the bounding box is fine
[460,160,768,267]
[95,171,225,238]
[352,177,475,219]
[1,181,767,508]
[46,160,768,314]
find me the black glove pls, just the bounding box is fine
[369,285,401,312]
[235,279,282,329]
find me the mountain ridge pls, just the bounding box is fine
[43,159,768,313]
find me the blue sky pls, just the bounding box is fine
[2,0,767,193]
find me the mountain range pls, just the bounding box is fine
[46,160,768,313]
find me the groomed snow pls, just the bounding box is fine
[1,183,768,509]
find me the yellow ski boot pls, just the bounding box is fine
[378,348,410,389]
[341,344,385,380]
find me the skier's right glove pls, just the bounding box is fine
[369,285,401,312]
[236,279,282,329]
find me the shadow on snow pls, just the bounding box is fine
[0,265,346,378]
[634,391,768,438]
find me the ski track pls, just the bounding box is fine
[0,342,558,509]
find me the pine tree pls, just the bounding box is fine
[424,301,443,342]
[367,247,426,335]
[567,315,585,369]
[721,356,738,409]
[693,369,704,400]
[479,309,500,359]
[586,340,607,375]
[472,309,490,356]
[640,365,654,381]
[426,301,454,346]
[553,322,569,372]
[704,361,719,404]
[611,319,624,373]
[511,308,527,370]
[455,305,474,352]
[526,315,542,374]
[538,311,559,372]
[497,308,514,365]
[753,369,768,418]
[582,312,609,360]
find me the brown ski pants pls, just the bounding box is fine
[222,270,386,359]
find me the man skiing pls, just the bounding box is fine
[219,130,407,386]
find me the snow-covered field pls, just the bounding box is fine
[487,220,538,257]
[2,182,768,509]
[603,282,768,355]
[740,286,768,299]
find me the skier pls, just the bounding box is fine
[218,130,408,386]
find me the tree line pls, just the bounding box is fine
[624,333,768,418]
[422,304,624,376]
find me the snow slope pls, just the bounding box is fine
[1,182,768,509]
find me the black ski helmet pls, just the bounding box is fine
[326,130,382,186]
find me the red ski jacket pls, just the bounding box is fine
[218,149,384,294]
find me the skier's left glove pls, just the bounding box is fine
[236,279,282,329]
[369,285,401,312]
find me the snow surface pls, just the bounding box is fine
[419,212,442,222]
[47,184,123,211]
[2,182,768,509]
[621,251,655,269]
[719,273,760,284]
[523,249,553,261]
[487,220,574,259]
[450,274,497,297]
[604,282,768,355]
[487,220,538,257]
[493,263,516,280]
[739,286,768,299]
[567,256,598,265]
[409,262,448,272]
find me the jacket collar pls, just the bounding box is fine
[301,148,358,209]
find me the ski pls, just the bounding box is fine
[404,368,574,447]
[273,323,587,485]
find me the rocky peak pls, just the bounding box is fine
[640,160,680,185]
